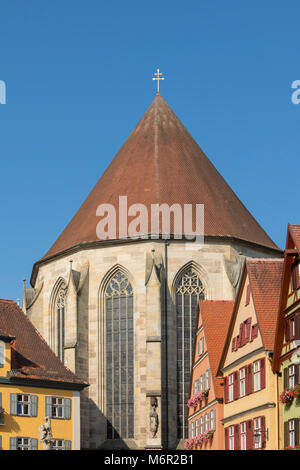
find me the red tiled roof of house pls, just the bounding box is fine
[0,299,88,388]
[200,300,234,398]
[246,258,284,351]
[38,94,278,264]
[289,224,300,253]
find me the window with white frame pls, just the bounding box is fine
[228,373,234,402]
[288,365,296,388]
[289,420,296,448]
[253,417,262,449]
[240,368,246,398]
[191,421,195,438]
[200,375,204,392]
[253,361,261,392]
[210,409,216,431]
[229,425,235,450]
[200,415,205,433]
[205,412,210,432]
[198,337,204,356]
[17,437,31,450]
[196,418,200,435]
[240,422,247,450]
[17,395,31,416]
[53,439,64,451]
[205,369,210,390]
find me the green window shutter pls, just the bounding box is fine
[45,396,52,417]
[30,438,38,450]
[64,398,71,420]
[10,393,17,415]
[0,391,2,408]
[30,395,38,417]
[64,440,71,450]
[0,435,2,449]
[9,437,17,450]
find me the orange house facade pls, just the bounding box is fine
[186,300,233,450]
[217,258,283,450]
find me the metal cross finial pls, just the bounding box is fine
[152,68,164,93]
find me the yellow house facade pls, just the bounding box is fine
[0,299,88,450]
[217,258,283,450]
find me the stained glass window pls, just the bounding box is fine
[105,271,134,439]
[176,267,205,438]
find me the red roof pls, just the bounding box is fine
[39,94,278,262]
[0,299,88,388]
[200,300,234,397]
[289,224,300,253]
[246,258,284,350]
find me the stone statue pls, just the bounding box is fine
[149,397,159,438]
[39,417,54,450]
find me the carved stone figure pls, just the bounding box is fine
[39,417,54,450]
[149,397,159,438]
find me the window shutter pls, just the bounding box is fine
[284,421,289,448]
[224,377,228,404]
[225,427,229,450]
[64,398,71,420]
[239,323,244,347]
[30,395,38,417]
[10,393,17,415]
[284,367,288,390]
[295,364,300,385]
[234,424,240,450]
[64,440,71,450]
[233,371,239,400]
[250,324,258,342]
[232,337,236,352]
[9,437,17,450]
[30,438,38,450]
[295,313,300,341]
[260,358,266,389]
[245,318,252,343]
[245,284,251,306]
[246,364,252,395]
[0,435,2,450]
[285,319,290,342]
[261,416,266,448]
[295,418,299,446]
[45,396,52,417]
[246,420,253,450]
[0,392,2,408]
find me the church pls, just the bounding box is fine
[22,89,281,449]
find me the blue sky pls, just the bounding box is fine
[0,1,299,300]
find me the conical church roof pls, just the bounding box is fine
[42,93,278,260]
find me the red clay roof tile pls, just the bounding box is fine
[0,300,88,388]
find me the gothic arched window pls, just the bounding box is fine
[176,267,205,439]
[105,270,134,439]
[56,286,66,363]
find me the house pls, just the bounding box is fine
[217,258,283,450]
[186,300,234,450]
[272,225,300,450]
[0,299,88,450]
